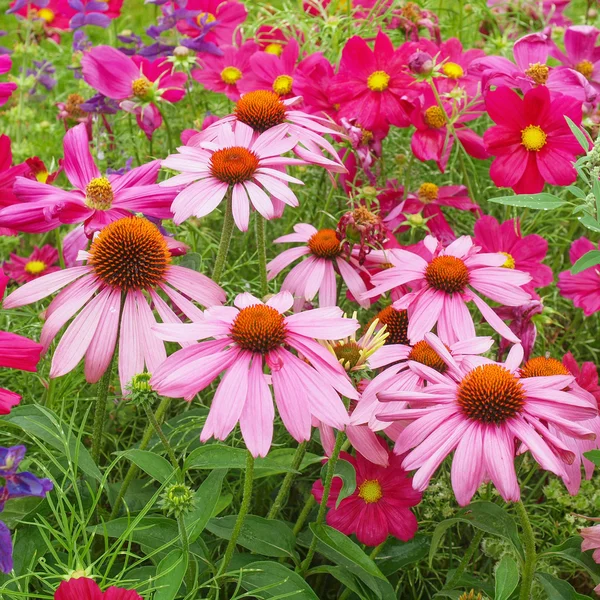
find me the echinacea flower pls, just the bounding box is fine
[176,0,247,46]
[378,334,599,505]
[191,41,258,101]
[0,445,53,573]
[150,290,359,457]
[2,216,225,391]
[581,522,600,582]
[0,56,16,107]
[363,235,532,345]
[267,223,369,308]
[473,215,553,291]
[54,577,142,599]
[161,121,306,230]
[0,123,177,236]
[4,245,60,283]
[483,85,583,194]
[558,237,600,316]
[311,441,421,545]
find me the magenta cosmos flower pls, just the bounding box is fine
[54,577,141,600]
[4,244,60,283]
[435,37,485,97]
[474,215,553,291]
[363,235,532,345]
[483,85,583,194]
[3,217,225,391]
[161,121,306,230]
[311,441,422,546]
[150,291,359,457]
[266,223,369,309]
[0,56,16,107]
[176,0,247,46]
[558,237,600,316]
[0,124,177,237]
[378,334,599,505]
[192,40,258,101]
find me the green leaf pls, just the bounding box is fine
[206,516,296,558]
[177,252,202,271]
[565,116,591,152]
[537,572,591,599]
[584,450,600,467]
[542,536,600,584]
[240,561,319,599]
[488,193,567,210]
[185,469,227,543]
[2,405,101,482]
[566,185,587,199]
[494,555,519,600]
[377,535,430,576]
[578,215,600,233]
[154,549,187,600]
[319,458,356,509]
[571,251,600,275]
[90,517,181,551]
[119,449,174,484]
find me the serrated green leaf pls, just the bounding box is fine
[488,193,567,210]
[571,250,600,274]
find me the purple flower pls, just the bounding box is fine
[495,299,543,362]
[6,0,48,14]
[26,60,57,94]
[106,157,133,175]
[0,522,12,573]
[68,0,111,28]
[0,446,25,477]
[80,93,119,114]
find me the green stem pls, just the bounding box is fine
[55,229,65,270]
[218,451,255,577]
[110,397,171,519]
[212,189,234,284]
[267,442,307,520]
[300,430,345,574]
[91,352,117,465]
[292,494,316,537]
[515,500,537,600]
[144,402,180,477]
[158,104,174,154]
[255,214,268,298]
[442,529,484,591]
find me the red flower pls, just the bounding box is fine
[312,441,421,546]
[484,85,583,193]
[54,577,142,600]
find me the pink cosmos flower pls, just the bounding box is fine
[483,85,583,194]
[564,351,600,405]
[311,441,421,546]
[378,334,599,505]
[0,134,32,235]
[474,215,553,291]
[0,56,16,107]
[81,47,187,138]
[4,245,60,283]
[255,25,289,54]
[192,41,258,101]
[2,217,225,391]
[238,39,299,98]
[161,121,306,230]
[558,237,600,315]
[293,53,339,119]
[385,182,480,243]
[435,38,485,97]
[150,291,359,457]
[54,577,141,600]
[267,223,369,308]
[176,0,247,46]
[0,124,177,237]
[363,235,532,345]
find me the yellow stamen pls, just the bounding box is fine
[358,479,383,503]
[37,7,54,23]
[525,62,549,85]
[196,11,216,25]
[424,106,446,128]
[220,66,242,84]
[575,60,594,79]
[500,252,515,269]
[132,77,151,99]
[367,70,390,92]
[272,74,293,95]
[442,62,464,79]
[521,124,547,151]
[85,177,114,210]
[418,182,439,203]
[264,43,283,56]
[24,260,46,275]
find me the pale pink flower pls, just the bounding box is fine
[363,235,532,344]
[581,522,600,582]
[150,291,359,457]
[2,217,225,391]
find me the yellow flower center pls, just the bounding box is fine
[132,77,151,99]
[500,252,515,269]
[521,124,547,151]
[196,11,216,25]
[575,60,594,79]
[85,177,114,210]
[418,182,439,203]
[358,479,383,503]
[442,62,464,79]
[37,7,54,22]
[24,260,47,275]
[424,106,446,128]
[272,74,293,95]
[35,169,49,183]
[220,66,242,85]
[264,43,283,56]
[367,70,390,92]
[525,62,549,85]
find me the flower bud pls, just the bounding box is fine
[408,51,433,75]
[160,483,195,517]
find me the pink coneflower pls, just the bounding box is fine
[330,31,415,130]
[192,41,258,102]
[4,245,60,283]
[558,237,600,316]
[363,235,532,345]
[385,182,480,243]
[0,56,16,107]
[150,290,359,457]
[267,223,369,308]
[495,299,543,363]
[581,522,600,587]
[238,38,299,98]
[161,121,307,230]
[311,441,421,545]
[483,85,583,194]
[54,577,142,600]
[0,123,177,237]
[474,215,553,291]
[2,217,225,391]
[377,334,599,505]
[176,0,247,46]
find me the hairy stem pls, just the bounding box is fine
[212,189,234,284]
[515,500,537,600]
[255,214,268,298]
[442,529,484,591]
[267,441,307,520]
